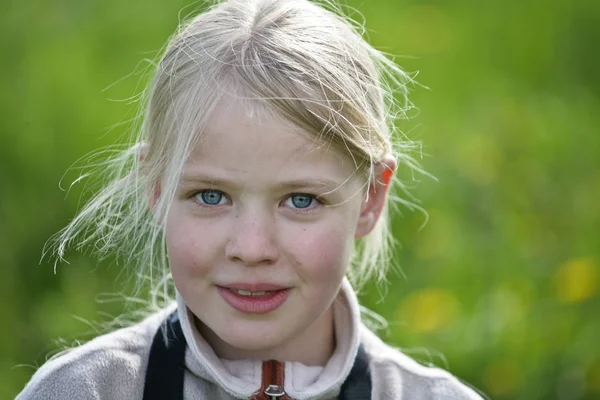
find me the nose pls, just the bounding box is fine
[225,211,279,266]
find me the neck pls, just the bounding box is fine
[197,306,336,366]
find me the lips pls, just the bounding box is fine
[229,288,273,296]
[221,283,290,292]
[217,283,291,314]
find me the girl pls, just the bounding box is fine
[18,0,483,399]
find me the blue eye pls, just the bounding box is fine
[288,194,315,209]
[195,190,227,206]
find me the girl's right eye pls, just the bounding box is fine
[193,190,230,206]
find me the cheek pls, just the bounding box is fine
[286,221,355,281]
[165,211,220,276]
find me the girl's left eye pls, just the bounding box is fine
[283,194,318,210]
[194,190,229,206]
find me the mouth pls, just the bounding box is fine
[216,284,291,314]
[220,283,291,292]
[227,288,279,297]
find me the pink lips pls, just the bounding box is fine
[217,283,291,314]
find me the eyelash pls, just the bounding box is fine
[190,189,324,213]
[192,189,230,207]
[283,193,324,213]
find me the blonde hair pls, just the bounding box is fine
[49,0,425,301]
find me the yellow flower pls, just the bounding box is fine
[555,258,597,303]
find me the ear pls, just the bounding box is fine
[148,182,162,211]
[138,141,161,211]
[354,155,396,238]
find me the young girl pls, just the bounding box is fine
[18,0,483,399]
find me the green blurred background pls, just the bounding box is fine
[2,0,599,398]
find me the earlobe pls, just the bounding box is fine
[355,211,375,238]
[354,156,396,238]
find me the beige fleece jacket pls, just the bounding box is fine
[16,280,484,399]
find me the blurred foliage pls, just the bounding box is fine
[1,0,599,399]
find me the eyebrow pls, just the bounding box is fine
[277,178,344,193]
[179,174,344,193]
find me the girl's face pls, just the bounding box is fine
[165,98,369,361]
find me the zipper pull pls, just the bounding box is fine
[251,360,294,400]
[264,384,285,399]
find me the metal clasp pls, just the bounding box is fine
[264,384,285,399]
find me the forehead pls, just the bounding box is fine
[185,97,355,179]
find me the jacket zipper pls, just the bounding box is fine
[264,360,285,399]
[251,360,288,400]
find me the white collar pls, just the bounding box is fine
[176,278,361,399]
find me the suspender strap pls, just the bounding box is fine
[142,311,186,400]
[143,311,372,400]
[339,344,372,400]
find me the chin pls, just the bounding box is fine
[217,320,292,353]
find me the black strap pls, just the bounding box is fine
[142,311,186,400]
[143,311,372,400]
[340,344,372,400]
